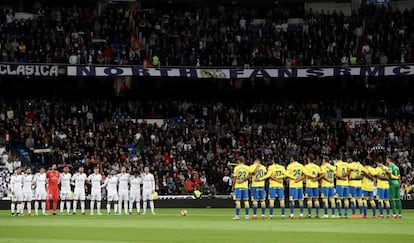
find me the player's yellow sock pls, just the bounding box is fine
[235,201,241,209]
[269,199,275,208]
[329,198,335,208]
[344,199,349,208]
[279,199,286,215]
[362,199,367,208]
[384,200,390,215]
[244,201,250,209]
[307,199,313,215]
[252,201,258,215]
[323,198,328,207]
[370,199,377,216]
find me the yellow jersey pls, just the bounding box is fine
[286,161,304,188]
[304,163,321,188]
[265,164,286,188]
[320,163,336,187]
[361,166,376,192]
[335,160,349,186]
[233,164,250,189]
[348,161,364,187]
[249,164,267,187]
[375,165,390,189]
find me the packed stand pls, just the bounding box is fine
[1,4,414,67]
[0,4,141,65]
[0,98,413,198]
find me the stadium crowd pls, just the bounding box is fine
[0,98,413,199]
[0,3,414,66]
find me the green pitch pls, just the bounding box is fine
[0,209,413,243]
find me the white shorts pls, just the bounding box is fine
[23,191,33,201]
[11,191,23,202]
[107,191,119,201]
[118,190,129,201]
[60,191,72,200]
[73,188,86,200]
[142,190,153,201]
[35,190,47,200]
[90,189,102,201]
[129,192,141,202]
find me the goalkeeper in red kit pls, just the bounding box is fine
[46,164,60,215]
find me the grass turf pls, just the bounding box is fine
[0,208,412,243]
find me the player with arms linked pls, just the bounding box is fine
[250,158,267,219]
[231,156,250,220]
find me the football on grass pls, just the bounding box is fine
[181,209,188,216]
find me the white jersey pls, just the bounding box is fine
[142,173,155,191]
[72,173,87,190]
[88,173,102,191]
[10,173,23,192]
[22,174,34,192]
[103,176,118,193]
[33,173,47,192]
[60,173,72,192]
[130,176,142,194]
[117,173,130,191]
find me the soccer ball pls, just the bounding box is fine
[181,209,188,216]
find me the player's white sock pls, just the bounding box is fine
[66,201,71,213]
[137,201,140,213]
[11,203,15,213]
[73,201,77,213]
[107,203,111,214]
[124,201,128,214]
[118,201,122,213]
[41,202,46,214]
[27,202,32,213]
[15,203,20,214]
[80,201,85,213]
[90,201,94,214]
[129,201,133,213]
[150,201,154,214]
[97,201,101,214]
[60,201,65,213]
[20,202,24,214]
[34,201,39,214]
[143,201,147,214]
[114,204,118,214]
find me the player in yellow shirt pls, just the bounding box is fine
[286,155,305,219]
[259,158,287,219]
[303,155,324,218]
[375,157,391,218]
[348,156,365,218]
[334,154,351,218]
[231,156,251,220]
[320,156,337,218]
[361,159,377,218]
[249,159,267,219]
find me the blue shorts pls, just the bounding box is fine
[376,188,390,200]
[336,185,349,198]
[268,188,284,200]
[306,187,319,198]
[362,190,374,198]
[251,187,265,201]
[234,188,249,200]
[348,186,362,198]
[321,187,335,198]
[289,188,304,200]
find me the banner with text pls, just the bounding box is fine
[0,63,59,76]
[67,65,414,79]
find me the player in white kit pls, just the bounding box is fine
[102,169,119,215]
[33,167,48,216]
[87,167,103,215]
[142,166,156,215]
[10,167,23,216]
[117,167,130,215]
[59,166,72,215]
[71,166,87,215]
[129,170,142,215]
[22,168,34,216]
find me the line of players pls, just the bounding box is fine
[9,164,156,216]
[231,154,403,220]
